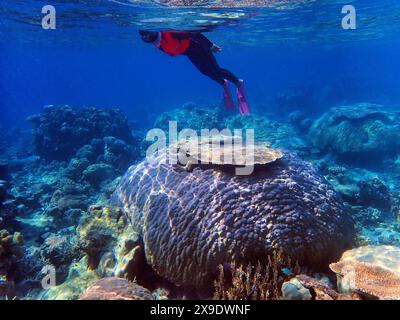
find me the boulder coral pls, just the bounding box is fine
[27,105,135,161]
[310,103,400,164]
[112,143,355,293]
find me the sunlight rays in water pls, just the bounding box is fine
[2,0,400,45]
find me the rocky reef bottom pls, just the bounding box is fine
[1,103,400,300]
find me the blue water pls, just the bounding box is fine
[1,0,400,128]
[1,0,400,300]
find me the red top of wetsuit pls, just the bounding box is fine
[159,31,191,56]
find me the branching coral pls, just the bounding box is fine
[213,251,301,300]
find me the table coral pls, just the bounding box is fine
[330,245,400,299]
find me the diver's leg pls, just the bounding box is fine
[216,66,250,114]
[219,68,240,86]
[222,80,235,112]
[218,66,250,114]
[236,79,250,115]
[186,45,225,85]
[219,69,250,114]
[186,46,236,112]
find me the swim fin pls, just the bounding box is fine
[223,79,235,112]
[236,79,250,115]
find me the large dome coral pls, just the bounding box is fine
[111,144,355,293]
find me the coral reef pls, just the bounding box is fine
[2,101,400,300]
[330,245,400,300]
[0,180,7,205]
[79,277,154,300]
[76,205,140,274]
[0,275,14,298]
[358,224,400,247]
[281,277,312,300]
[320,168,392,214]
[288,110,312,134]
[74,136,139,172]
[283,274,367,300]
[0,229,24,279]
[153,103,223,133]
[358,176,392,212]
[38,256,99,300]
[317,156,400,248]
[82,163,117,187]
[224,114,306,151]
[0,161,9,181]
[0,106,147,299]
[38,205,144,300]
[287,275,343,300]
[310,103,400,165]
[214,251,300,300]
[27,105,137,161]
[112,143,355,294]
[151,104,311,156]
[40,232,81,283]
[315,158,399,240]
[0,161,9,206]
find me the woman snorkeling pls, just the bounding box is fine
[139,30,250,114]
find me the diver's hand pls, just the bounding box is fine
[211,44,222,53]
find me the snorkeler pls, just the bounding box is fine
[139,30,250,114]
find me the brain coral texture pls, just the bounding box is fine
[112,149,355,292]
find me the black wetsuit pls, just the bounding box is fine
[160,32,239,86]
[185,33,239,86]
